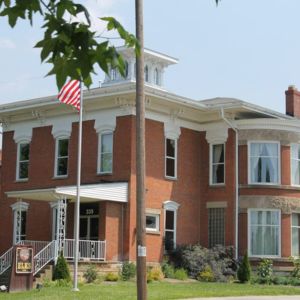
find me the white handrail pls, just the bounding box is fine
[0,247,13,275]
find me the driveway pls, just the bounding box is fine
[183,296,300,300]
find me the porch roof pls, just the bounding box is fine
[5,182,128,203]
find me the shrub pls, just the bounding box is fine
[197,265,215,282]
[147,266,164,282]
[237,252,251,283]
[54,279,72,287]
[169,244,237,282]
[174,268,188,280]
[121,262,136,281]
[161,261,175,278]
[105,272,119,282]
[83,264,98,283]
[291,258,300,279]
[272,276,289,285]
[53,252,71,282]
[256,259,273,284]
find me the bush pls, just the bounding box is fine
[105,272,119,282]
[237,252,251,283]
[256,259,273,284]
[169,244,237,282]
[161,261,175,278]
[53,253,71,282]
[291,258,300,279]
[174,268,188,280]
[83,265,98,283]
[54,279,72,287]
[197,265,215,282]
[147,266,164,282]
[121,262,136,281]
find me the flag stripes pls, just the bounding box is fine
[58,80,81,110]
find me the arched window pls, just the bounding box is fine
[154,68,160,85]
[124,61,129,78]
[144,65,149,82]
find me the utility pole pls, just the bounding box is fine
[135,0,147,299]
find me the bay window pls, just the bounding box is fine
[292,213,300,256]
[249,142,280,184]
[291,144,300,186]
[248,209,280,257]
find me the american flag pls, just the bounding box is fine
[58,80,81,110]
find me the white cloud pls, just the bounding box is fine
[0,38,16,49]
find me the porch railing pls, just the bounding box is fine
[64,239,106,261]
[19,240,50,255]
[0,247,13,275]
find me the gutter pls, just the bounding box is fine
[220,108,239,260]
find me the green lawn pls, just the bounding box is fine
[1,281,300,300]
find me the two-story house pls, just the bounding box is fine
[1,47,300,275]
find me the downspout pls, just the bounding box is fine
[220,108,239,260]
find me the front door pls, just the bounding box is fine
[79,203,99,240]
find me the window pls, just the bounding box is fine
[165,138,177,178]
[146,214,160,232]
[50,202,58,240]
[208,208,225,247]
[16,142,30,180]
[210,144,225,184]
[111,67,117,80]
[98,132,113,174]
[154,68,160,85]
[144,65,149,82]
[292,213,300,256]
[291,144,300,186]
[55,138,69,177]
[11,202,29,244]
[248,209,280,257]
[163,201,179,252]
[124,61,129,78]
[249,142,280,184]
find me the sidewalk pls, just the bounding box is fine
[182,296,300,300]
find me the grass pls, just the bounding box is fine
[1,281,300,299]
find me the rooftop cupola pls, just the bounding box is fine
[102,46,178,89]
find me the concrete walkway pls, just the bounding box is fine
[183,296,300,300]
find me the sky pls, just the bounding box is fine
[1,0,300,114]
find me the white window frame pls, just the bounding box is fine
[16,141,30,181]
[97,131,113,174]
[291,211,300,257]
[146,213,160,233]
[247,141,281,185]
[163,201,180,251]
[154,68,160,85]
[165,138,177,179]
[11,201,29,244]
[144,65,149,82]
[247,208,281,258]
[209,143,225,185]
[54,137,69,178]
[291,144,300,187]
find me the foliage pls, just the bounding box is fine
[105,272,119,282]
[54,279,72,287]
[256,259,273,284]
[290,257,300,279]
[237,252,251,283]
[0,0,139,89]
[83,264,98,283]
[197,265,215,282]
[121,261,136,281]
[53,253,71,282]
[147,266,164,282]
[161,260,175,279]
[169,244,237,282]
[174,268,188,281]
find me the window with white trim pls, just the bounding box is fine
[154,68,160,85]
[163,201,179,252]
[55,138,69,177]
[16,142,30,180]
[210,144,225,184]
[11,202,29,244]
[249,142,280,184]
[248,209,280,257]
[165,138,177,178]
[292,213,300,256]
[111,67,117,80]
[146,214,160,233]
[98,132,113,174]
[291,144,300,186]
[144,65,149,82]
[208,208,225,247]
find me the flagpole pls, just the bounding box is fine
[73,81,83,292]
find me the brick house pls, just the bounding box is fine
[1,47,300,274]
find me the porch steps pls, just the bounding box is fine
[0,267,11,290]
